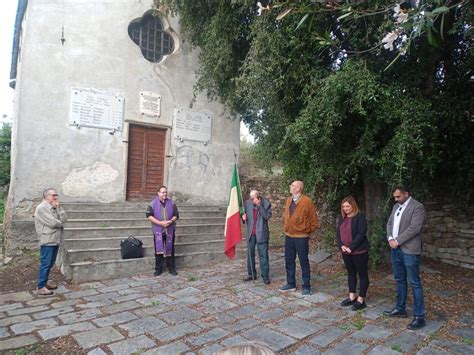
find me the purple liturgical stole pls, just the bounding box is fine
[152,198,175,256]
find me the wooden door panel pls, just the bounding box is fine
[127,125,166,200]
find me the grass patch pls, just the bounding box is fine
[391,343,402,352]
[461,337,474,345]
[147,300,160,307]
[188,275,198,282]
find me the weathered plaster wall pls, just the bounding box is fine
[4,0,239,254]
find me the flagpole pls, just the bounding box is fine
[234,151,255,283]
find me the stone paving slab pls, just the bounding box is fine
[150,321,201,342]
[241,326,297,352]
[187,328,230,346]
[38,321,97,341]
[0,334,38,351]
[10,318,58,335]
[310,327,347,347]
[351,324,393,340]
[118,316,167,337]
[272,316,322,339]
[59,308,103,325]
[367,345,400,354]
[107,334,156,355]
[143,341,190,354]
[293,344,322,355]
[384,331,424,353]
[73,326,125,349]
[322,339,369,354]
[92,311,137,327]
[0,291,34,303]
[0,327,9,338]
[0,315,31,327]
[6,305,49,316]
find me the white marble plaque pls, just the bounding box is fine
[140,91,161,117]
[69,87,124,131]
[173,108,212,143]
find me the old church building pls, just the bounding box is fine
[5,0,240,279]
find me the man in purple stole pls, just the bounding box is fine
[146,186,179,276]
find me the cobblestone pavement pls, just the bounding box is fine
[0,252,473,354]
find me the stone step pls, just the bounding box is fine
[61,202,224,212]
[66,240,224,263]
[65,248,246,282]
[65,217,226,228]
[64,224,225,238]
[65,210,223,219]
[64,233,225,249]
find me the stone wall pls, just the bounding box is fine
[423,200,474,269]
[240,173,474,269]
[240,176,287,218]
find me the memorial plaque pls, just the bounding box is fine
[69,87,124,131]
[173,108,212,143]
[140,91,161,117]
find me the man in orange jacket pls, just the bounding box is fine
[280,181,320,295]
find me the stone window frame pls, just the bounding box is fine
[128,10,176,63]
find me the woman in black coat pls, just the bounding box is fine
[336,196,370,310]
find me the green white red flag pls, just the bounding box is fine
[224,163,244,259]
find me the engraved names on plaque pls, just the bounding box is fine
[173,109,212,143]
[140,91,161,117]
[69,88,124,131]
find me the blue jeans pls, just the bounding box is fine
[391,248,425,318]
[247,235,269,281]
[37,245,59,288]
[284,236,310,289]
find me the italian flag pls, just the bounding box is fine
[224,163,244,259]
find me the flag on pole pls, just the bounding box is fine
[224,163,244,259]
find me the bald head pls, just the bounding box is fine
[289,180,304,197]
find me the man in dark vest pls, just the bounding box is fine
[146,186,179,276]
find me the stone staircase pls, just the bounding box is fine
[60,202,234,282]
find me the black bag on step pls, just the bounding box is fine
[120,236,144,259]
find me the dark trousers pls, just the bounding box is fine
[247,235,270,281]
[37,245,59,288]
[391,248,425,318]
[284,236,310,289]
[155,234,175,272]
[342,252,370,298]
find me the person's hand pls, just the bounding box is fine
[51,200,60,209]
[345,247,352,254]
[255,198,261,206]
[242,213,247,221]
[389,239,399,249]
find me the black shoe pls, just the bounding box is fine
[407,317,426,330]
[169,269,177,276]
[263,279,271,285]
[351,301,367,311]
[243,275,257,281]
[154,270,162,276]
[383,308,408,318]
[340,298,357,307]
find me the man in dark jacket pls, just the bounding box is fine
[384,186,426,330]
[242,190,272,285]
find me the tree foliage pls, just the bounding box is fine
[156,0,473,207]
[0,123,11,187]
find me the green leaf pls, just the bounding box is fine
[337,12,352,21]
[432,6,449,15]
[295,14,309,31]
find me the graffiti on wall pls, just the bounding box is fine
[172,145,210,174]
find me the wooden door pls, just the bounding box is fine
[126,125,166,200]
